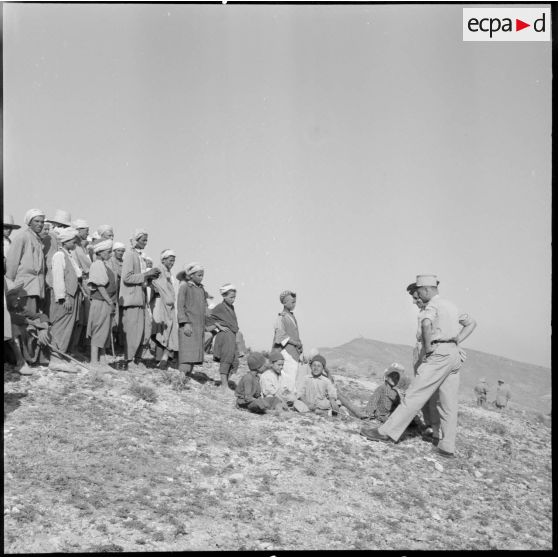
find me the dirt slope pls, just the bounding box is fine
[3,358,552,552]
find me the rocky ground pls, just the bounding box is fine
[3,356,553,552]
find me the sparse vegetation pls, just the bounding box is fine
[129,380,158,403]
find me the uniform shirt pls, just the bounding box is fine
[260,369,281,397]
[421,294,473,342]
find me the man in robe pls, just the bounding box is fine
[5,209,49,365]
[177,262,208,379]
[108,241,126,353]
[49,227,83,372]
[209,283,240,392]
[494,380,511,409]
[87,240,118,366]
[272,290,303,396]
[118,229,160,370]
[474,378,488,407]
[150,249,179,369]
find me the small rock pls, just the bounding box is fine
[431,511,442,521]
[229,473,244,484]
[474,470,483,478]
[434,461,444,473]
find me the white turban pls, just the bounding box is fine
[185,262,203,276]
[91,231,101,241]
[97,224,114,236]
[160,249,176,261]
[219,283,237,295]
[112,241,126,251]
[24,209,45,226]
[73,219,89,229]
[94,239,113,253]
[130,228,148,245]
[58,227,79,244]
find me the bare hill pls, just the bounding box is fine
[319,338,551,413]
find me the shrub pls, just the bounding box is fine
[129,381,157,403]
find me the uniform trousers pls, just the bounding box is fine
[379,345,461,454]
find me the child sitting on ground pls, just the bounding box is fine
[235,352,282,414]
[295,355,340,415]
[260,350,295,407]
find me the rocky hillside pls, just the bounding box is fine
[3,355,552,553]
[320,338,551,413]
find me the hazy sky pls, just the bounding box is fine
[3,3,551,367]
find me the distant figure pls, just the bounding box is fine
[494,379,511,409]
[474,378,488,407]
[3,213,21,260]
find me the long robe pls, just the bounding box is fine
[150,266,179,352]
[209,301,239,364]
[177,281,207,364]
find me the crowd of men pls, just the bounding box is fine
[4,208,479,458]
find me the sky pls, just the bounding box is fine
[2,3,552,367]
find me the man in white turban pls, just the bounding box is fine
[107,241,126,353]
[149,249,179,369]
[48,228,84,372]
[117,230,161,370]
[177,262,208,378]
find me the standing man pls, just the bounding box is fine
[362,275,477,458]
[272,290,303,395]
[5,209,49,366]
[177,262,208,379]
[474,378,489,408]
[118,229,160,370]
[108,241,126,353]
[494,380,511,409]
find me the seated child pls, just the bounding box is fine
[235,352,282,413]
[361,363,403,423]
[260,350,295,406]
[295,355,340,414]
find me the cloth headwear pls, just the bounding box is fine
[310,354,327,368]
[4,214,21,229]
[94,239,113,253]
[112,241,126,251]
[247,352,266,371]
[58,227,79,244]
[279,290,296,304]
[480,378,487,383]
[219,283,236,295]
[415,275,439,288]
[385,362,405,375]
[160,249,176,261]
[49,209,72,227]
[268,350,284,363]
[130,228,147,245]
[98,224,114,236]
[73,219,89,229]
[24,209,46,226]
[185,262,204,276]
[498,379,504,383]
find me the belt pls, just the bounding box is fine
[432,339,457,345]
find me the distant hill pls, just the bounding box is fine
[320,338,551,413]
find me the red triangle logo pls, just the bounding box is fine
[516,19,530,31]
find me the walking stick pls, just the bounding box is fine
[110,313,116,358]
[29,331,93,372]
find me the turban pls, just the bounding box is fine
[58,227,79,244]
[91,231,101,241]
[160,249,176,261]
[247,352,266,371]
[130,228,148,245]
[219,283,236,295]
[279,290,296,304]
[185,262,203,276]
[310,354,327,368]
[268,350,284,363]
[385,362,405,375]
[98,224,114,236]
[144,256,153,265]
[94,239,113,253]
[112,241,126,251]
[73,219,89,229]
[24,209,46,226]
